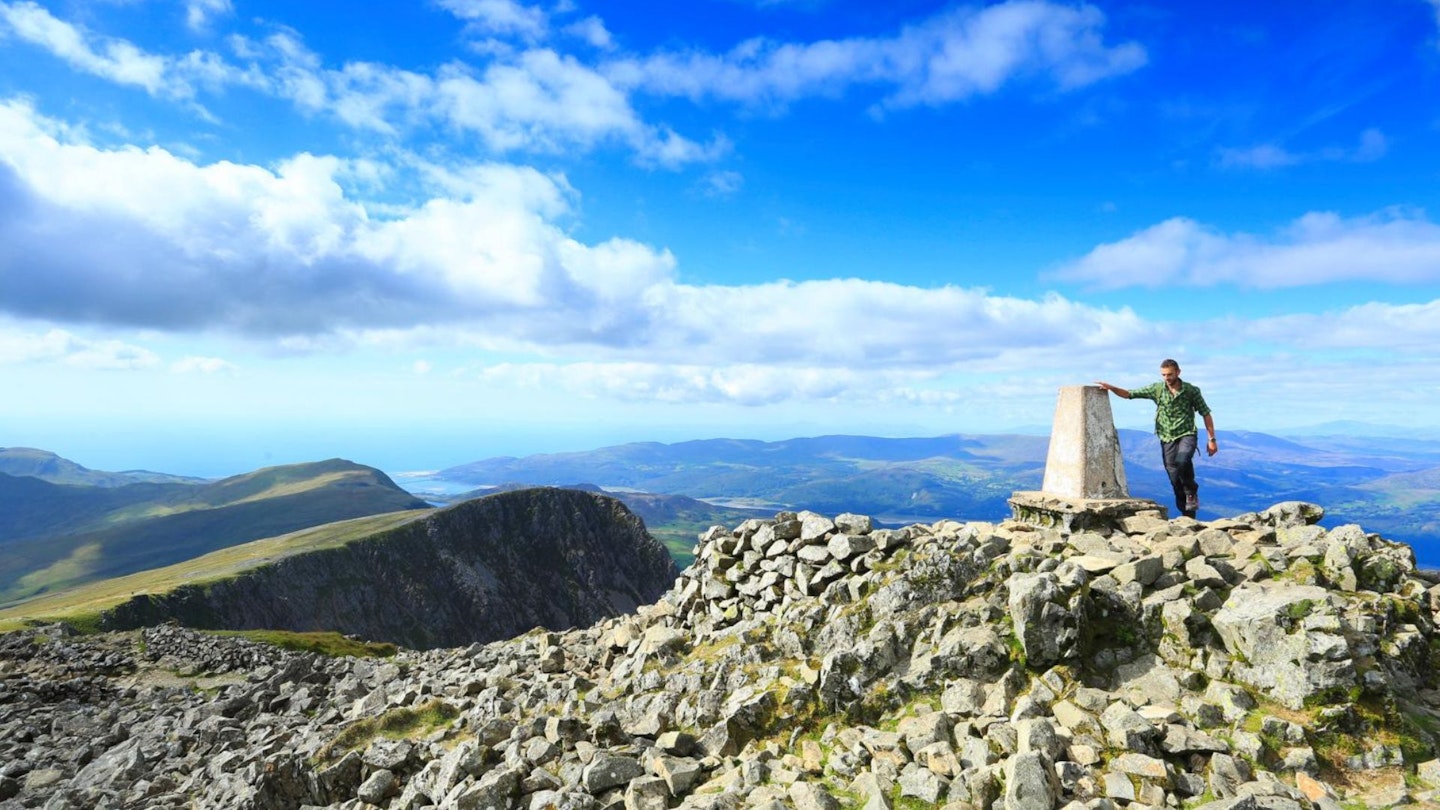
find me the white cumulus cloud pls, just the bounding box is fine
[1055,209,1440,289]
[0,97,1164,376]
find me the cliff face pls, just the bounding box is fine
[99,487,679,649]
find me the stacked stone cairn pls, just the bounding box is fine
[5,501,1440,809]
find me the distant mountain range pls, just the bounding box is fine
[433,430,1440,567]
[0,447,206,487]
[0,451,428,606]
[4,426,1439,622]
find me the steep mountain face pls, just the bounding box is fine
[98,487,680,649]
[5,499,1440,809]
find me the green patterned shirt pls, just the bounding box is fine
[1130,381,1212,442]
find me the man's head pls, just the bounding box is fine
[1160,358,1180,386]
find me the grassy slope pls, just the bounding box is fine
[0,473,193,542]
[0,460,429,605]
[0,510,432,631]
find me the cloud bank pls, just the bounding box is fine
[4,93,1437,413]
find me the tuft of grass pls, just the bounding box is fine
[1287,558,1319,585]
[319,700,459,761]
[1283,599,1316,623]
[210,629,397,658]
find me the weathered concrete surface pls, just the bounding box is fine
[1041,385,1128,499]
[1010,386,1162,530]
[1007,491,1166,532]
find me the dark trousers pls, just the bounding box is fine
[1161,434,1199,515]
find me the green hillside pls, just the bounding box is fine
[0,459,429,606]
[0,510,431,631]
[0,473,191,542]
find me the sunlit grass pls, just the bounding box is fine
[212,628,397,658]
[319,700,460,761]
[4,543,104,603]
[0,509,432,632]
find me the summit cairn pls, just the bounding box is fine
[1009,384,1165,531]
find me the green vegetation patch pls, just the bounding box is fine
[210,629,397,658]
[2,543,105,604]
[320,700,460,761]
[646,527,699,566]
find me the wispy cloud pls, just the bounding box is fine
[185,0,233,33]
[700,170,744,198]
[0,1,173,96]
[1055,208,1440,289]
[1215,143,1299,170]
[605,1,1145,109]
[171,355,237,374]
[1216,128,1388,169]
[1241,299,1440,352]
[473,362,869,405]
[0,0,1144,166]
[564,16,613,50]
[0,324,160,369]
[436,0,549,41]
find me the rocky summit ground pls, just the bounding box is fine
[4,500,1440,810]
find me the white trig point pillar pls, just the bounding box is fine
[1009,385,1166,531]
[1041,385,1128,499]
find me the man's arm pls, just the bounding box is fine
[1094,381,1131,399]
[1203,413,1217,456]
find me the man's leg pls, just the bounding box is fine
[1161,435,1199,517]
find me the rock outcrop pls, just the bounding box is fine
[98,487,680,649]
[4,500,1440,809]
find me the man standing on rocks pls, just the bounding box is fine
[1096,359,1217,519]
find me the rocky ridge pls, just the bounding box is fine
[4,501,1440,809]
[96,487,679,650]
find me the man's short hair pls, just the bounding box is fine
[1160,358,1180,371]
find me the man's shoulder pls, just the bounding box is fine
[1131,382,1162,397]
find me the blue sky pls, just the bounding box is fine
[2,0,1439,477]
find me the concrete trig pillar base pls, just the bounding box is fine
[1007,491,1166,533]
[1010,384,1166,531]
